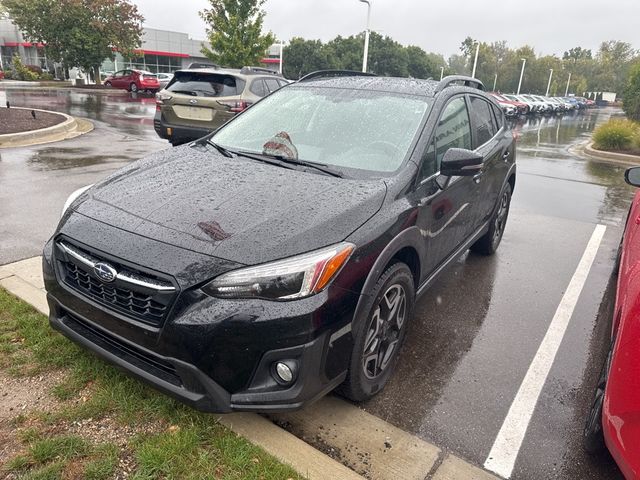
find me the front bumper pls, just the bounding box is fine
[43,235,356,412]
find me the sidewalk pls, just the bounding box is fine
[1,255,500,480]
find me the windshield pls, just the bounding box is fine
[211,86,431,174]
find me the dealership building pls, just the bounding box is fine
[0,17,281,74]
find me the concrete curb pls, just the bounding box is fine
[0,107,94,148]
[571,141,640,166]
[0,256,501,480]
[0,80,73,88]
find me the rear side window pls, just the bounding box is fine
[420,96,472,179]
[250,79,267,97]
[469,96,497,147]
[166,72,245,97]
[264,78,280,93]
[491,104,504,130]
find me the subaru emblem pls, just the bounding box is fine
[94,262,117,283]
[189,99,198,105]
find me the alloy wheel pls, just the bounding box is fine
[492,190,510,246]
[362,284,407,380]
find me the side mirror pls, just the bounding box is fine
[625,167,640,187]
[440,148,483,177]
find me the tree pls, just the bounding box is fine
[405,45,438,79]
[367,32,408,77]
[563,47,592,62]
[283,38,332,79]
[623,63,640,121]
[4,0,143,83]
[199,0,274,68]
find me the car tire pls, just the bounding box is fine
[339,262,415,402]
[130,83,138,93]
[471,182,512,256]
[583,345,612,453]
[104,81,112,87]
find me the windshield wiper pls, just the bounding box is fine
[202,139,234,158]
[260,154,344,178]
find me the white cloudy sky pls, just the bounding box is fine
[134,0,639,58]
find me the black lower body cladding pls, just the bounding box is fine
[42,225,359,412]
[153,111,213,145]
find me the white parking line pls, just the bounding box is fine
[484,224,606,479]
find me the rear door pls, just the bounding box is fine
[467,95,509,223]
[162,71,245,130]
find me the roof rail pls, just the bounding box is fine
[435,75,485,93]
[240,66,280,75]
[298,70,377,82]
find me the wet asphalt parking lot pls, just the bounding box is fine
[0,87,630,479]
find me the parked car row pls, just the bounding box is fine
[489,92,595,117]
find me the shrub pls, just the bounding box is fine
[39,72,54,81]
[593,119,639,151]
[25,64,43,75]
[624,63,640,121]
[9,55,38,81]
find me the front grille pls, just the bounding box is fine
[55,240,177,327]
[62,311,182,387]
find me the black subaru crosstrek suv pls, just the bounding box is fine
[43,71,516,412]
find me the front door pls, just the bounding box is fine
[412,95,479,277]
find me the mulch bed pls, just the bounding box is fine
[0,107,66,135]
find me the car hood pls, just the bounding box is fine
[74,145,387,265]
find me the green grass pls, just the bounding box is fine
[0,288,302,480]
[6,433,115,480]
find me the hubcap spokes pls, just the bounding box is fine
[362,284,407,379]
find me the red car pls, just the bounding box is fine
[104,69,159,93]
[584,167,640,479]
[490,92,529,115]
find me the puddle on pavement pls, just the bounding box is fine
[27,148,132,170]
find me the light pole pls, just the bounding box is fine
[440,66,444,81]
[359,0,371,73]
[565,72,572,96]
[471,41,480,78]
[278,41,284,75]
[517,58,526,94]
[493,73,498,91]
[545,68,554,96]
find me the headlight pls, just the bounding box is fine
[61,185,93,218]
[202,242,355,300]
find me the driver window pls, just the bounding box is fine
[419,97,472,180]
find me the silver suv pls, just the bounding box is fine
[154,66,289,146]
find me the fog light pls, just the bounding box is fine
[274,362,294,384]
[166,127,172,136]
